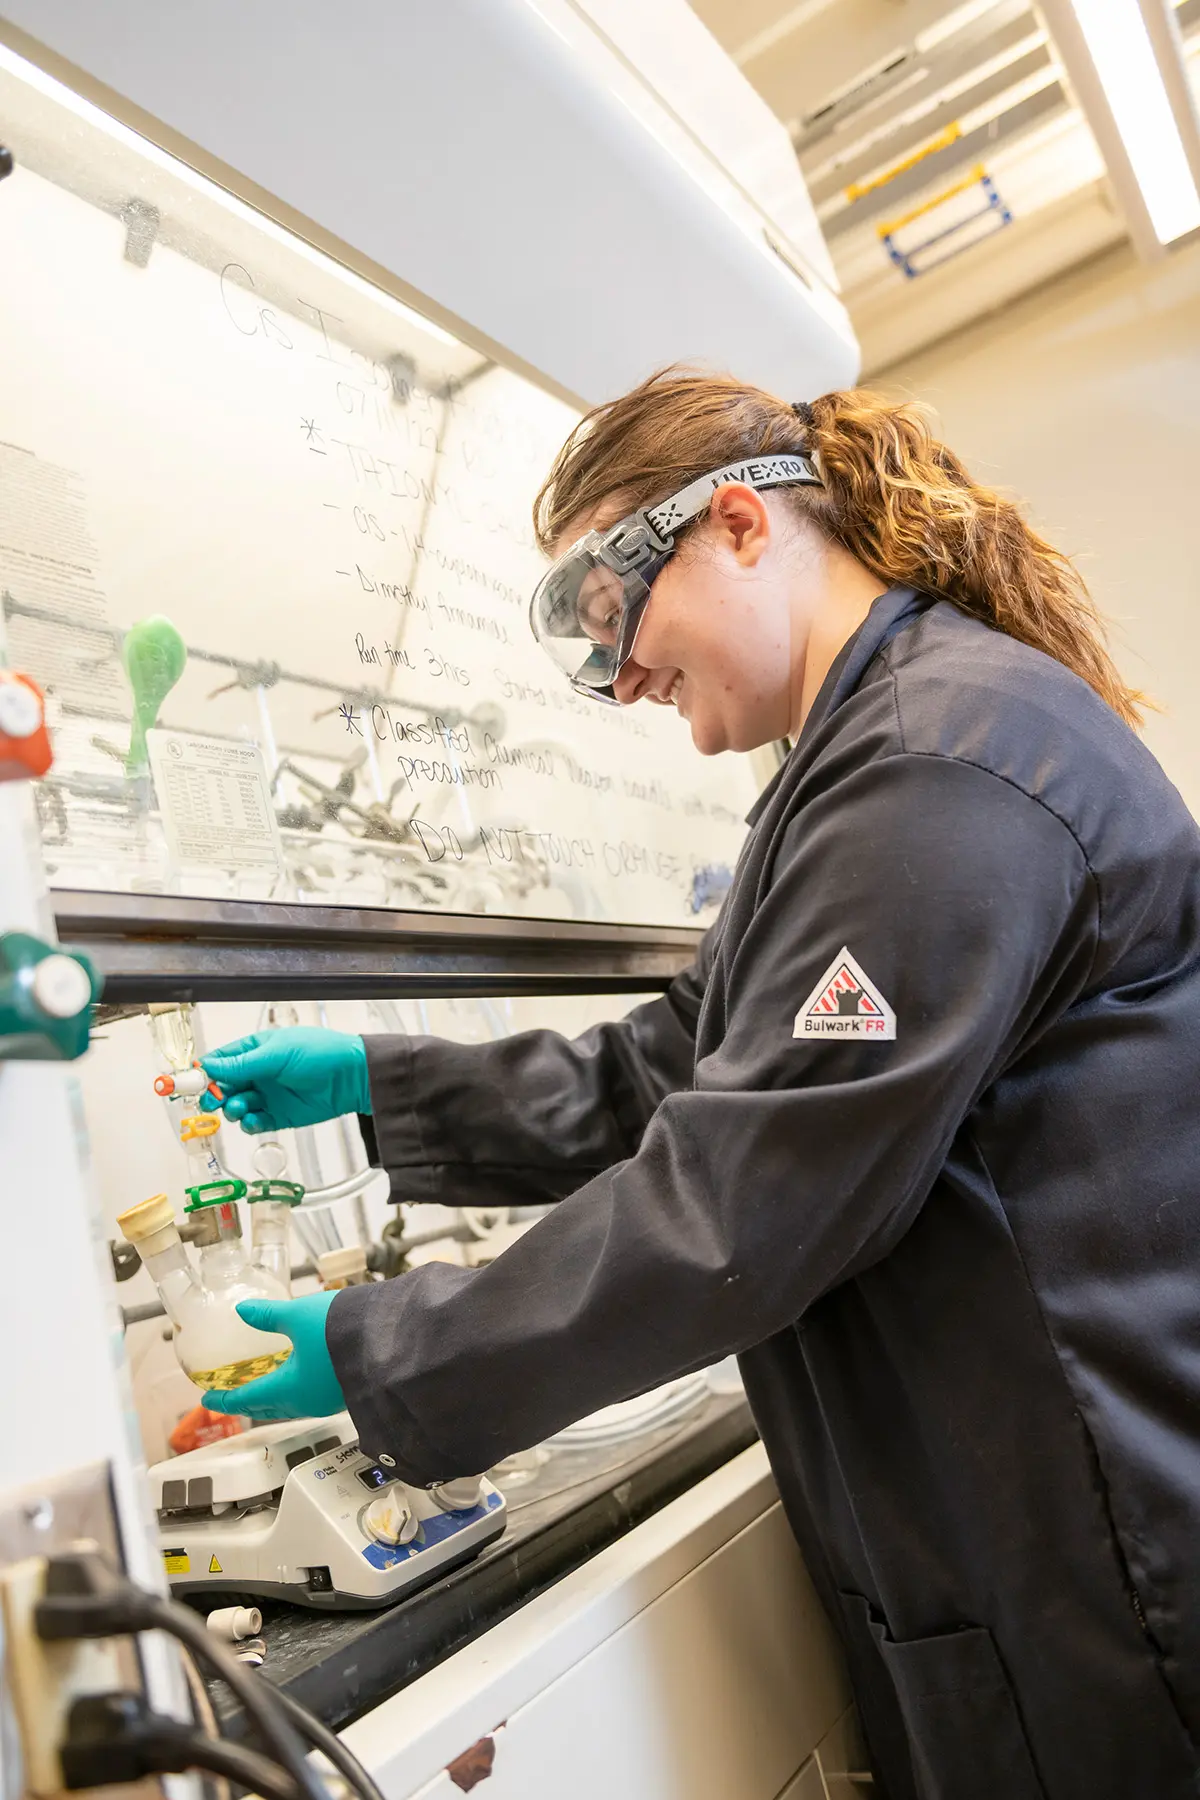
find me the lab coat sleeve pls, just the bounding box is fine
[328,752,1096,1481]
[358,933,713,1205]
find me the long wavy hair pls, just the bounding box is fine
[533,366,1145,728]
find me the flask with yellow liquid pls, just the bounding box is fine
[116,1185,292,1392]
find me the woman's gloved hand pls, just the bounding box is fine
[199,1026,370,1133]
[201,1292,346,1421]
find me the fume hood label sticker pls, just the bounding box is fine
[162,1548,190,1574]
[0,445,124,714]
[147,730,285,875]
[794,948,896,1040]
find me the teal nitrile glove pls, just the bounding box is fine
[198,1026,370,1134]
[201,1292,345,1421]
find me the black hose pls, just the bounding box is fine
[268,1683,387,1800]
[129,1595,329,1800]
[36,1545,326,1800]
[138,1723,301,1800]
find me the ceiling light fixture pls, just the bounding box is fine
[1041,0,1200,253]
[1071,0,1200,240]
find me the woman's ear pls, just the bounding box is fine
[708,482,772,565]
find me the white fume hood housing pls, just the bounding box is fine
[0,0,859,404]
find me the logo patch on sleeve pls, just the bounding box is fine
[794,948,896,1040]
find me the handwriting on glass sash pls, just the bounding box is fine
[404,819,682,889]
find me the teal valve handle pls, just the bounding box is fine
[122,615,187,774]
[0,931,102,1061]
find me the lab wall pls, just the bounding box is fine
[881,237,1200,819]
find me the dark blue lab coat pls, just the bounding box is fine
[332,587,1200,1798]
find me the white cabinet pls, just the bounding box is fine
[343,1445,858,1800]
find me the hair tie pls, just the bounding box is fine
[791,400,815,430]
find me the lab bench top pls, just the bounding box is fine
[209,1390,757,1733]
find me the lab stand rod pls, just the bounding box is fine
[2,595,474,723]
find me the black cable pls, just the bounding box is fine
[155,1607,330,1800]
[178,1644,231,1800]
[117,1594,328,1800]
[38,1552,383,1800]
[35,1554,329,1800]
[140,1726,300,1800]
[268,1682,387,1800]
[60,1692,300,1800]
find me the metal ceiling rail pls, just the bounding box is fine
[824,81,1065,238]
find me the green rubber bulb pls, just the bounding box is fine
[122,615,187,773]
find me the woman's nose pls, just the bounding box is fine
[612,659,649,705]
[612,660,675,706]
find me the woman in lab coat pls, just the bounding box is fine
[201,370,1200,1800]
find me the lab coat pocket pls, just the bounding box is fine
[839,1593,1045,1800]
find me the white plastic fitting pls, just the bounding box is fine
[316,1245,369,1288]
[205,1605,262,1642]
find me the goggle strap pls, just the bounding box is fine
[644,453,821,540]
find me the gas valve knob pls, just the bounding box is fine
[429,1476,483,1513]
[362,1487,420,1548]
[0,931,101,1061]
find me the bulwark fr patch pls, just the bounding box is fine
[794,948,896,1040]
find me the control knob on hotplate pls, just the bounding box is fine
[362,1485,420,1547]
[429,1477,483,1512]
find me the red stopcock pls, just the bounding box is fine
[154,1061,224,1101]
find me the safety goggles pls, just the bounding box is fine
[529,452,822,703]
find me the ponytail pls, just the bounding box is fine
[533,367,1144,728]
[802,389,1144,726]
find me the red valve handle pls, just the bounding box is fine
[153,1062,223,1100]
[0,671,52,782]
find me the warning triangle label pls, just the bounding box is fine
[208,1555,223,1575]
[793,947,896,1040]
